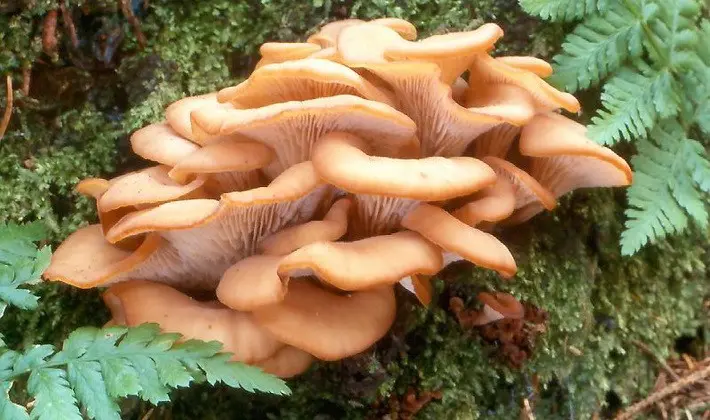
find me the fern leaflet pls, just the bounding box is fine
[0,324,291,420]
[519,0,608,22]
[0,223,48,319]
[550,2,643,91]
[587,66,678,145]
[620,120,710,255]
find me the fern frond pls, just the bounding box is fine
[0,324,290,420]
[587,65,679,145]
[645,0,701,66]
[550,2,643,91]
[0,224,49,318]
[0,222,46,265]
[620,120,710,255]
[519,0,607,22]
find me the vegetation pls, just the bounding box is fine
[0,0,707,418]
[520,0,710,255]
[0,223,289,420]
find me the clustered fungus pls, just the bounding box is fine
[44,17,632,378]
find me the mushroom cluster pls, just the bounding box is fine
[44,17,632,378]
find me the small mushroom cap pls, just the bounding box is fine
[259,42,322,61]
[104,280,282,363]
[130,122,200,167]
[307,19,365,47]
[216,59,395,107]
[477,291,525,319]
[452,176,517,226]
[277,230,443,291]
[98,166,206,213]
[482,156,557,211]
[216,255,287,311]
[43,225,162,288]
[105,199,221,244]
[165,93,237,144]
[465,83,537,126]
[313,131,496,201]
[370,18,417,40]
[519,112,633,197]
[384,23,504,84]
[468,54,580,113]
[75,178,110,198]
[495,56,553,77]
[105,161,324,243]
[167,140,274,182]
[336,23,405,64]
[254,345,314,378]
[401,203,517,278]
[258,197,351,256]
[252,280,397,361]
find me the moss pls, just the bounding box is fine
[1,1,707,419]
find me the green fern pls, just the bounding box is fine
[0,224,291,419]
[549,2,643,91]
[520,0,710,255]
[518,0,607,22]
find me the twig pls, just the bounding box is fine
[21,65,31,96]
[59,1,79,49]
[119,0,147,48]
[41,9,59,56]
[0,75,13,140]
[615,363,710,419]
[632,340,681,381]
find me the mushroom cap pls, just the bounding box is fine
[258,197,351,256]
[43,225,162,288]
[312,132,496,201]
[401,203,517,278]
[104,280,282,363]
[468,54,580,113]
[277,230,443,291]
[252,280,397,361]
[384,23,504,84]
[452,176,517,226]
[216,58,395,107]
[216,255,287,311]
[481,156,557,211]
[254,345,314,378]
[130,122,200,167]
[98,166,207,213]
[75,178,110,198]
[165,93,238,144]
[167,140,274,182]
[518,112,633,197]
[50,162,331,291]
[495,56,553,77]
[255,42,322,69]
[307,19,365,47]
[465,83,537,127]
[477,291,525,319]
[190,95,418,178]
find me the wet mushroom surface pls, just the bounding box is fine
[43,17,632,378]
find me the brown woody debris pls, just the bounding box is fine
[451,297,548,368]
